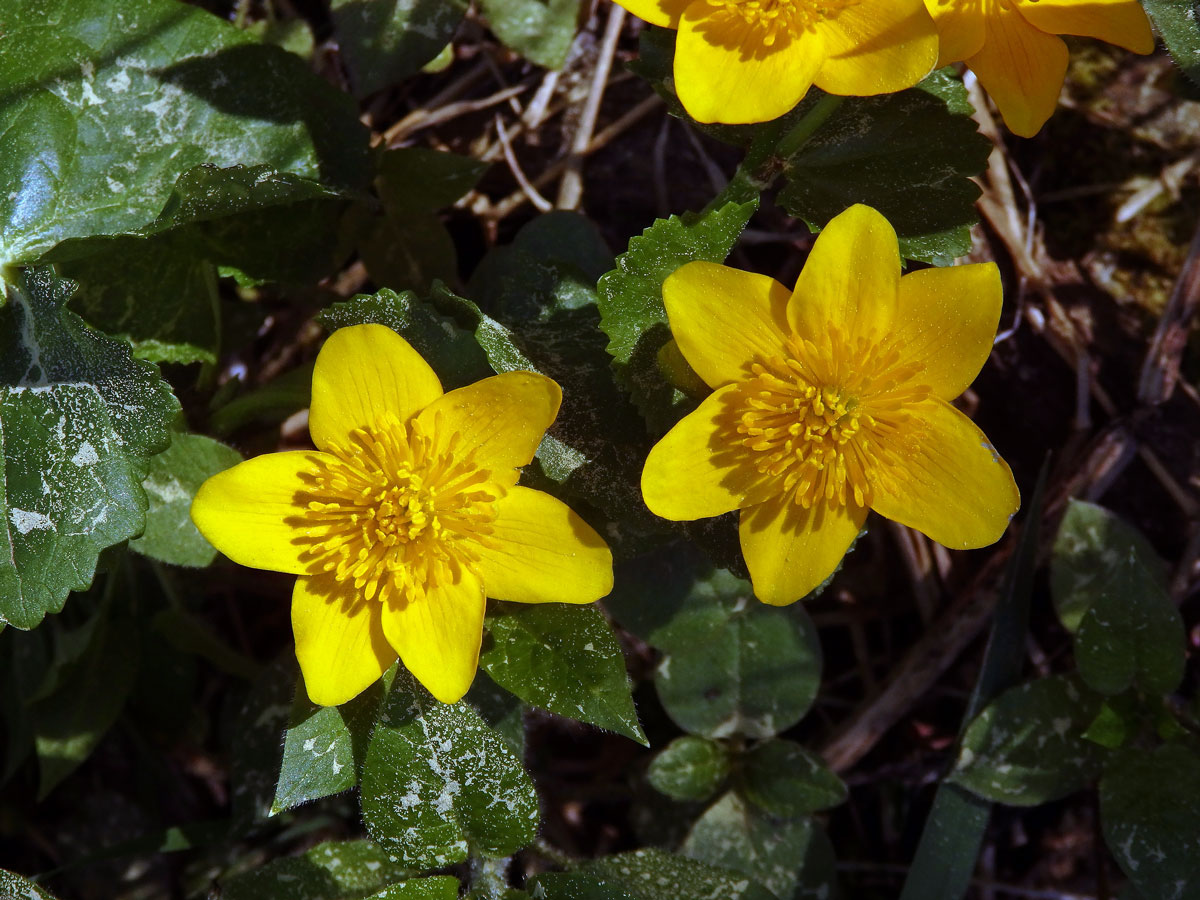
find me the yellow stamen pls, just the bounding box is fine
[291,413,502,606]
[731,330,931,510]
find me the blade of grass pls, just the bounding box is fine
[897,460,1049,900]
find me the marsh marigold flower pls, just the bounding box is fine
[191,325,613,706]
[925,0,1155,137]
[641,204,1019,604]
[615,0,941,124]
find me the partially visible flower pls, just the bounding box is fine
[925,0,1154,137]
[641,204,1019,605]
[192,325,613,706]
[615,0,940,124]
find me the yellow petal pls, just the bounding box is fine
[381,570,486,704]
[738,497,867,606]
[815,0,938,96]
[924,0,987,64]
[966,5,1068,138]
[642,383,763,521]
[293,576,396,707]
[1014,0,1154,54]
[191,450,326,575]
[309,324,443,451]
[663,261,792,389]
[675,4,825,124]
[868,397,1019,548]
[788,204,900,343]
[612,0,690,28]
[894,262,1003,401]
[415,371,560,486]
[472,487,613,605]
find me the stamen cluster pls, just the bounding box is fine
[294,413,501,606]
[710,0,862,44]
[732,331,930,510]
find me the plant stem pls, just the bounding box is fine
[704,93,845,212]
[773,92,844,160]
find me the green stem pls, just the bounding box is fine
[774,92,844,158]
[704,93,845,212]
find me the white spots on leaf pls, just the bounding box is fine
[142,476,189,504]
[8,508,54,535]
[71,442,98,466]
[105,70,131,94]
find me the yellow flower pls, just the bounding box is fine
[925,0,1155,137]
[615,0,940,124]
[640,205,1019,605]
[191,325,614,706]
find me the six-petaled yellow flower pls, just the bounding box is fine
[191,325,614,706]
[615,0,941,124]
[925,0,1155,137]
[641,204,1020,605]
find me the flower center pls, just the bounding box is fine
[708,0,861,45]
[732,330,930,510]
[294,413,502,605]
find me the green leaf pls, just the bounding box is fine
[248,17,317,59]
[50,165,352,360]
[596,202,756,433]
[0,269,179,628]
[1051,500,1185,696]
[60,238,220,365]
[1101,743,1200,900]
[129,433,241,568]
[581,848,778,900]
[648,567,822,739]
[776,77,990,264]
[358,210,460,296]
[377,148,490,215]
[332,0,468,97]
[647,735,730,802]
[360,670,540,869]
[0,0,369,267]
[477,0,582,69]
[480,602,646,745]
[272,666,395,814]
[468,210,612,320]
[467,213,659,550]
[358,149,487,294]
[365,879,462,900]
[465,671,526,757]
[531,873,637,900]
[220,839,415,900]
[740,739,847,816]
[1143,0,1200,88]
[142,164,350,285]
[32,599,141,797]
[319,289,492,390]
[0,869,58,899]
[1081,696,1141,750]
[229,657,296,827]
[682,793,839,900]
[950,675,1110,806]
